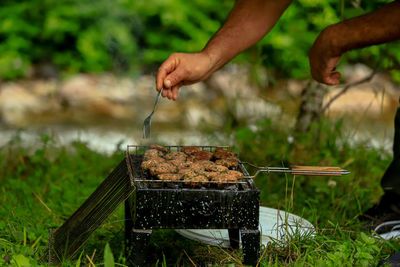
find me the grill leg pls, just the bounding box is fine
[125,200,134,248]
[241,229,260,266]
[125,200,152,267]
[228,229,240,249]
[126,229,152,267]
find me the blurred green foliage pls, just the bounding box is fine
[0,0,398,80]
[0,0,141,79]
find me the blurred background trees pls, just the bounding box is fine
[0,0,398,82]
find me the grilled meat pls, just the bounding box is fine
[143,149,163,161]
[150,144,168,153]
[149,162,177,176]
[213,148,235,160]
[207,164,228,173]
[212,173,238,183]
[189,150,213,161]
[169,160,192,169]
[181,146,200,155]
[215,158,239,168]
[196,160,215,169]
[184,175,208,186]
[227,170,243,179]
[141,159,163,170]
[203,171,220,180]
[189,162,206,174]
[179,169,198,179]
[141,146,244,184]
[165,151,187,161]
[157,173,182,181]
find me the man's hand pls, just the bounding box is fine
[309,26,342,85]
[309,1,400,86]
[156,0,292,100]
[156,52,215,101]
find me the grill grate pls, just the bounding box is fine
[127,145,254,189]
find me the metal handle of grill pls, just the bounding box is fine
[240,162,350,178]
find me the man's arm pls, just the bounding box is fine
[309,1,400,85]
[156,0,292,100]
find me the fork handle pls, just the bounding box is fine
[153,88,163,112]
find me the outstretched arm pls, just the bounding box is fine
[309,1,400,85]
[156,0,292,100]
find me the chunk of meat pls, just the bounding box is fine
[189,162,206,174]
[184,175,208,186]
[157,173,183,181]
[150,144,168,152]
[141,159,163,170]
[203,171,220,180]
[165,151,187,161]
[189,150,213,161]
[196,160,215,169]
[211,173,238,183]
[168,159,188,168]
[210,164,228,172]
[227,170,244,179]
[143,149,163,161]
[215,158,239,168]
[195,160,228,172]
[149,162,177,176]
[181,146,200,155]
[213,148,235,160]
[179,169,198,178]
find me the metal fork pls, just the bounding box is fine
[142,87,163,138]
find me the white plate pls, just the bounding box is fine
[175,206,315,248]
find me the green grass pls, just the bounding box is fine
[0,119,399,266]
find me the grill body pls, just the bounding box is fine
[125,146,260,266]
[132,187,259,229]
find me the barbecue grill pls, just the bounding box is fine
[48,144,349,266]
[125,145,261,266]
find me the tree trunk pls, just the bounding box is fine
[295,81,328,134]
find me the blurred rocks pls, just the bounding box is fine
[205,65,282,123]
[287,80,307,97]
[0,64,278,130]
[0,63,398,131]
[207,65,256,98]
[0,82,59,126]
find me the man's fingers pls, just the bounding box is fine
[156,67,167,91]
[160,83,182,101]
[171,83,182,101]
[164,66,187,89]
[327,71,341,85]
[320,71,341,85]
[167,89,173,100]
[156,56,179,91]
[172,87,179,101]
[162,88,169,97]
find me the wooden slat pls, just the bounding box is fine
[49,159,135,263]
[291,166,342,176]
